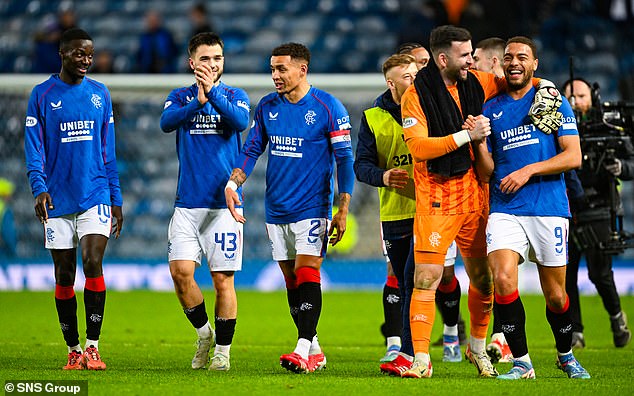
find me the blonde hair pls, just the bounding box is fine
[382,54,416,77]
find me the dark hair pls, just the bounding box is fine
[429,25,471,56]
[192,3,207,14]
[382,54,416,76]
[506,36,538,59]
[60,28,92,49]
[475,37,505,55]
[271,42,311,65]
[397,42,423,55]
[188,32,224,55]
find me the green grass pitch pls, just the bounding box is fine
[0,290,632,395]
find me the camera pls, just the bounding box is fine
[575,98,634,255]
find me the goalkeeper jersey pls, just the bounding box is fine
[401,70,506,215]
[483,86,578,217]
[160,81,250,209]
[236,87,354,224]
[24,74,122,217]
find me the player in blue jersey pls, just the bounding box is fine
[160,32,250,371]
[24,28,123,371]
[224,42,355,374]
[472,36,590,380]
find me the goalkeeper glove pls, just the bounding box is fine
[529,79,563,134]
[531,110,563,135]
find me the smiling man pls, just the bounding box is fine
[160,32,250,372]
[224,42,354,374]
[24,28,123,371]
[399,25,505,379]
[474,36,589,380]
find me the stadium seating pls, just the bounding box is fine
[1,0,632,260]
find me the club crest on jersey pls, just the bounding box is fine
[50,100,62,110]
[305,110,316,125]
[91,94,102,109]
[268,111,278,120]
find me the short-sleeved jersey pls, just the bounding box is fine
[483,87,578,217]
[160,82,250,209]
[24,74,122,217]
[236,87,353,224]
[401,70,506,215]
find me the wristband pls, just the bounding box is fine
[225,180,238,191]
[453,129,471,147]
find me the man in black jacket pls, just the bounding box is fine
[563,78,634,349]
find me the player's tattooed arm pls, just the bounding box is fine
[337,192,351,213]
[329,193,351,246]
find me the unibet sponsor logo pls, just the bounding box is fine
[270,135,305,158]
[190,114,222,134]
[59,120,95,143]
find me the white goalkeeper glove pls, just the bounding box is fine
[529,79,563,134]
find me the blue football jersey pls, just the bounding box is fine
[237,87,354,224]
[160,81,250,209]
[484,87,578,217]
[24,75,122,217]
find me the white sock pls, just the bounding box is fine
[444,325,458,337]
[196,321,212,339]
[293,338,312,359]
[414,352,430,365]
[469,336,486,354]
[386,336,401,349]
[85,339,98,350]
[309,335,322,355]
[215,344,231,357]
[68,344,82,353]
[516,353,532,364]
[557,349,573,357]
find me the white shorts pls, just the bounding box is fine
[168,207,243,271]
[486,212,568,267]
[444,240,457,267]
[44,204,112,249]
[266,218,330,261]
